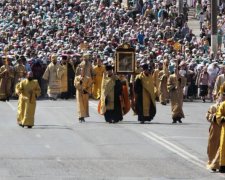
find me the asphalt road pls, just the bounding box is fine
[0,98,225,180]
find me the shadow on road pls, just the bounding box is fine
[33,125,74,130]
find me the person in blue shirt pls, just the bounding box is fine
[137,30,145,45]
[21,56,32,72]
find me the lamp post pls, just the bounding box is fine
[211,0,218,55]
[178,0,183,15]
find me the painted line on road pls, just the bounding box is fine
[6,101,16,111]
[142,132,205,168]
[149,131,205,164]
[143,131,225,178]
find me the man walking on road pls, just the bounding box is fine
[74,68,92,123]
[134,63,156,124]
[16,72,41,128]
[42,54,64,100]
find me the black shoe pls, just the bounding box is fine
[27,126,33,129]
[161,102,166,105]
[140,121,145,124]
[18,124,24,128]
[177,119,182,123]
[219,166,225,173]
[172,118,177,123]
[79,117,85,123]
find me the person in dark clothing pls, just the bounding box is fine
[31,60,44,89]
[134,63,156,124]
[61,55,75,99]
[99,65,123,123]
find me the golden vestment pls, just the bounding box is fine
[16,79,41,126]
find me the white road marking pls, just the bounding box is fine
[142,131,205,168]
[142,131,225,178]
[6,101,16,111]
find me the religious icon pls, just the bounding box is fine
[115,43,135,74]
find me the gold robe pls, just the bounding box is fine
[13,64,26,95]
[75,61,93,77]
[158,69,169,104]
[99,75,117,115]
[0,65,14,100]
[213,74,225,98]
[99,74,123,122]
[153,69,160,98]
[42,62,64,97]
[14,64,26,84]
[16,79,41,126]
[134,72,156,121]
[206,104,221,168]
[167,74,186,120]
[216,101,225,166]
[60,64,68,93]
[74,75,92,118]
[92,65,105,99]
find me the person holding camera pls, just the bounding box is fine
[74,68,92,123]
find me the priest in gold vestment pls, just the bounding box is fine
[92,57,105,99]
[99,65,123,123]
[42,54,64,100]
[16,72,41,128]
[134,63,156,124]
[215,82,225,173]
[74,68,92,123]
[167,66,186,123]
[0,58,14,101]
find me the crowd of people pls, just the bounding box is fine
[1,0,225,173]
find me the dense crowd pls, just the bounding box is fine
[2,0,225,174]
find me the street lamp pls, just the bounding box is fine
[178,0,183,15]
[210,0,218,56]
